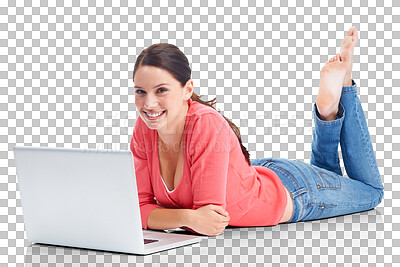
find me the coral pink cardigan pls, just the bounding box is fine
[130,98,287,231]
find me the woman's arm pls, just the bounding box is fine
[147,207,194,230]
[147,205,230,236]
[130,119,164,229]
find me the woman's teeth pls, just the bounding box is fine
[145,111,165,118]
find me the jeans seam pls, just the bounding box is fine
[308,165,342,189]
[267,164,306,221]
[326,190,382,209]
[286,160,317,206]
[354,97,381,187]
[285,160,316,221]
[308,203,338,207]
[304,203,340,221]
[268,165,301,193]
[291,194,306,223]
[315,206,325,220]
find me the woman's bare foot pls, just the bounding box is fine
[316,53,347,121]
[340,26,359,87]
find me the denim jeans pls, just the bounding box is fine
[251,80,384,222]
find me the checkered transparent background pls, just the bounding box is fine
[1,0,399,266]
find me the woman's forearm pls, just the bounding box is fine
[146,207,195,230]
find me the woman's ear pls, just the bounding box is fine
[184,79,194,100]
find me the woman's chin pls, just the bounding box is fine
[143,122,163,130]
[141,117,166,130]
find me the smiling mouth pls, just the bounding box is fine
[143,110,166,119]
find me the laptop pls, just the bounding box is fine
[13,145,204,255]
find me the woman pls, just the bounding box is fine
[130,26,384,236]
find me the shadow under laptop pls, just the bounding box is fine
[23,228,206,260]
[22,208,384,264]
[23,238,200,260]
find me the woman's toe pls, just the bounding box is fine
[347,26,359,43]
[347,26,356,36]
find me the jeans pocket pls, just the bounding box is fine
[264,160,308,198]
[308,164,342,190]
[264,160,310,222]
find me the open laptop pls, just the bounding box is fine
[13,145,204,255]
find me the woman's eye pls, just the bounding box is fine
[135,88,167,95]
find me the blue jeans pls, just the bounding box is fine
[251,80,384,222]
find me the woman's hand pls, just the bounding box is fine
[187,204,230,236]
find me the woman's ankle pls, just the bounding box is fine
[316,102,338,121]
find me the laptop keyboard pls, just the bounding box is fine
[144,238,159,244]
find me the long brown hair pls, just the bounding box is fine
[132,43,251,166]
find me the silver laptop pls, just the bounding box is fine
[13,146,204,255]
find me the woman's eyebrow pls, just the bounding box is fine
[134,83,169,89]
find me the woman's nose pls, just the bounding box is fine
[144,94,158,108]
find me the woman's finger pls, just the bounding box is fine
[211,205,228,215]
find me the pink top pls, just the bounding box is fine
[130,98,287,231]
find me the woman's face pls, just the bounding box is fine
[133,65,193,132]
